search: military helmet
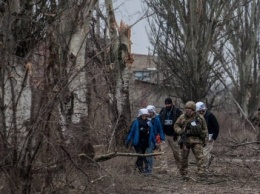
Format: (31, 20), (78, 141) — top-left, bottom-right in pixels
(185, 101), (196, 111)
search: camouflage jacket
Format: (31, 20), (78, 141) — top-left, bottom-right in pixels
(174, 112), (208, 144)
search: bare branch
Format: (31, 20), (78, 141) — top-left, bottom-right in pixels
(79, 151), (164, 162)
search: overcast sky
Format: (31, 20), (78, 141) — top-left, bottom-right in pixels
(113, 0), (151, 55)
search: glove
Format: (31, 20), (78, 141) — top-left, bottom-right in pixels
(156, 134), (161, 144)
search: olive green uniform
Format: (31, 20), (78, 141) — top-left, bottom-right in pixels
(174, 112), (208, 176)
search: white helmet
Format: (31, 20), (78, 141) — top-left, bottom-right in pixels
(196, 102), (206, 111)
(146, 105), (156, 114)
(137, 108), (149, 117)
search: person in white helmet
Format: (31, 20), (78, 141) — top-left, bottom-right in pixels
(125, 108), (156, 174)
(145, 105), (165, 174)
(196, 101), (219, 170)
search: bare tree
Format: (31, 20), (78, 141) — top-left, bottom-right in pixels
(104, 0), (133, 149)
(0, 0), (134, 193)
(144, 0), (231, 103)
(142, 0), (259, 110)
(221, 0), (260, 116)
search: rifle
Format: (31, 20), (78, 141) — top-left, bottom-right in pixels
(178, 120), (207, 148)
(178, 122), (191, 149)
(178, 131), (187, 149)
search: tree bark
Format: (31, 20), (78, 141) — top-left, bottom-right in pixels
(105, 0), (133, 150)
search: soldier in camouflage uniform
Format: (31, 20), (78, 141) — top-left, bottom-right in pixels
(174, 101), (208, 177)
(250, 108), (260, 143)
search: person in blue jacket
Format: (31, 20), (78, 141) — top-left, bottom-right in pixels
(125, 108), (156, 174)
(145, 105), (165, 174)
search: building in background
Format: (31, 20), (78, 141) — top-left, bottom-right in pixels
(129, 54), (182, 119)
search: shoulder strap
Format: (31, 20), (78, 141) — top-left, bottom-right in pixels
(172, 107), (177, 121)
(161, 108), (167, 121)
(196, 115), (202, 123)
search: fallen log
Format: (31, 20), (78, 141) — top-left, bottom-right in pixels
(79, 152), (164, 162)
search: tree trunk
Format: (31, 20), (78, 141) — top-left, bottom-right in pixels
(105, 0), (133, 150)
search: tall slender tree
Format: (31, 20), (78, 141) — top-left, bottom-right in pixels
(222, 0), (260, 115)
(145, 0), (260, 113)
(144, 0), (231, 103)
(0, 0), (134, 192)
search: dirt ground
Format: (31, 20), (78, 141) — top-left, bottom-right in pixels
(89, 139), (260, 194)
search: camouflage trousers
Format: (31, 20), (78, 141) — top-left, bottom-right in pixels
(180, 143), (205, 176)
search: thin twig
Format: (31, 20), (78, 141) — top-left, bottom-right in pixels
(226, 141), (260, 147)
(60, 145), (89, 178)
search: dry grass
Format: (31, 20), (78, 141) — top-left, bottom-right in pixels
(86, 112), (260, 194)
(1, 112), (259, 193)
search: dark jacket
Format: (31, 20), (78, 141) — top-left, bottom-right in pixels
(125, 118), (156, 147)
(159, 106), (182, 136)
(204, 111), (219, 140)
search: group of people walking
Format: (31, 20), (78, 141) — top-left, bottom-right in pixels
(125, 98), (219, 179)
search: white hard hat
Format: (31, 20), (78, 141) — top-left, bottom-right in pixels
(196, 101), (206, 111)
(138, 108), (149, 117)
(146, 105), (156, 114)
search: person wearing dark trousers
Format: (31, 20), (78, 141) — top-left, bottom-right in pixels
(125, 108), (156, 174)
